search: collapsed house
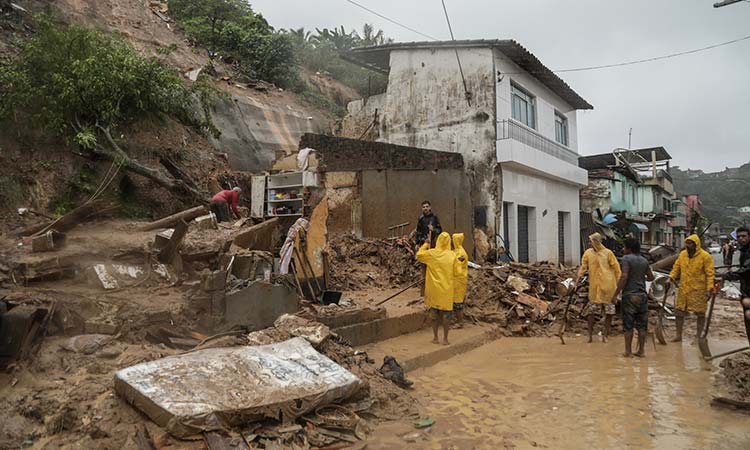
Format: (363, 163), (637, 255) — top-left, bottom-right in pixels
(579, 147), (686, 250)
(341, 39), (593, 264)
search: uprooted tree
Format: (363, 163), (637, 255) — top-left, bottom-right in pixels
(0, 17), (219, 200)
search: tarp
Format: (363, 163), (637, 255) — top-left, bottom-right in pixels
(114, 337), (363, 438)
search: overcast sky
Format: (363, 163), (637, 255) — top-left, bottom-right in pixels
(252, 0), (749, 172)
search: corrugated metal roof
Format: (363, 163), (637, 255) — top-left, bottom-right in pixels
(579, 147), (672, 170)
(343, 39), (593, 110)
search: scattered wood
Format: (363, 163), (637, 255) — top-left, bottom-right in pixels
(158, 220), (189, 264)
(17, 201), (104, 237)
(134, 425), (157, 450)
(204, 431), (250, 450)
(141, 206), (207, 231)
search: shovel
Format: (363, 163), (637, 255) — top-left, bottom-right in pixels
(698, 281), (721, 359)
(558, 276), (585, 345)
(654, 283), (673, 346)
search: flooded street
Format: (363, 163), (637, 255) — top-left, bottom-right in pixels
(367, 336), (750, 450)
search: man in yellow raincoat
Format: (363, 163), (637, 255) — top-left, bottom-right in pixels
(452, 233), (469, 328)
(575, 233), (622, 343)
(417, 232), (456, 345)
(668, 234), (715, 342)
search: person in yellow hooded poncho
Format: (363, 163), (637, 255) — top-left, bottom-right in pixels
(417, 232), (456, 345)
(668, 234), (715, 342)
(452, 233), (469, 328)
(575, 233), (621, 343)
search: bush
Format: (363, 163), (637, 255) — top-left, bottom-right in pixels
(0, 16), (215, 143)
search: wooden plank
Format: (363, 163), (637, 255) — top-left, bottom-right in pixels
(158, 220), (189, 264)
(251, 175), (266, 219)
(140, 206), (207, 231)
(134, 426), (157, 450)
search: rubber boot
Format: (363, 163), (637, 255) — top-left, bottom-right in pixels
(697, 315), (706, 338)
(672, 314), (684, 342)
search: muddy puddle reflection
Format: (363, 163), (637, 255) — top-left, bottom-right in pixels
(367, 336), (750, 450)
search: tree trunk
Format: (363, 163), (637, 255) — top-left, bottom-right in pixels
(88, 126), (206, 201)
(140, 206), (207, 231)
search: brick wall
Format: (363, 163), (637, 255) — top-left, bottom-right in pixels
(299, 134), (464, 172)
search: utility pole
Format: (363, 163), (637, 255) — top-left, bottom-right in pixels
(714, 0), (745, 7)
(628, 128), (633, 149)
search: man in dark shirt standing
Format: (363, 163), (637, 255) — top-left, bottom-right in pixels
(414, 201), (442, 297)
(415, 201), (442, 248)
(611, 238), (654, 357)
(724, 226), (750, 343)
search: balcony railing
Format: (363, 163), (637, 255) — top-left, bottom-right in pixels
(497, 119), (579, 165)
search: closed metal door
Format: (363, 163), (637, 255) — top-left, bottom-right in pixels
(558, 211), (565, 264)
(517, 206), (529, 263)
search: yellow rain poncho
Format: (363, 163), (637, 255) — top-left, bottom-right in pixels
(416, 232), (455, 311)
(452, 233), (469, 303)
(578, 233), (621, 304)
(669, 234), (715, 313)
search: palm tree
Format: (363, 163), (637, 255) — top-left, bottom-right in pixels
(361, 23), (386, 46)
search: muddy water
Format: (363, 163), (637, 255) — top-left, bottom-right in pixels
(367, 337), (750, 450)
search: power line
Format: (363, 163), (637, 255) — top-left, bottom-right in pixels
(554, 34), (750, 73)
(342, 0), (750, 74)
(342, 0), (440, 42)
(440, 0), (471, 106)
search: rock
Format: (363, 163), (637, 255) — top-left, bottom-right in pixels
(402, 432), (422, 443)
(84, 319), (118, 335)
(63, 334), (111, 354)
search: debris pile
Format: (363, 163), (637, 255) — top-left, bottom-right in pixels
(329, 234), (420, 290)
(718, 352), (750, 402)
(465, 263), (585, 336)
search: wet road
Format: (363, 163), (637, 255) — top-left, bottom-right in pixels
(367, 336), (750, 450)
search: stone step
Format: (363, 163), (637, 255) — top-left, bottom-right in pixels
(333, 310), (429, 347)
(359, 324), (501, 372)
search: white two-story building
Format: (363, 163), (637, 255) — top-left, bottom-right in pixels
(343, 39), (592, 264)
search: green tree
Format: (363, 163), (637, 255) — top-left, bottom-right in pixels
(0, 17), (216, 197)
(169, 0), (296, 87)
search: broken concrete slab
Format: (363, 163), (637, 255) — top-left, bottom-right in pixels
(114, 337), (363, 438)
(224, 250), (273, 281)
(223, 281), (299, 331)
(90, 263), (172, 290)
(232, 218), (278, 251)
(273, 314), (331, 347)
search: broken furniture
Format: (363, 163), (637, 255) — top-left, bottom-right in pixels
(114, 337), (363, 438)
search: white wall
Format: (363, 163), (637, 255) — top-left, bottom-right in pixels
(380, 47), (500, 233)
(502, 167), (581, 264)
(494, 49), (579, 152)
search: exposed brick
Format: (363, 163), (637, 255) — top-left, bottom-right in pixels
(299, 134), (464, 172)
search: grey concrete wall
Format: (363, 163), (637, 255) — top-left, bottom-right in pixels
(360, 169), (474, 254)
(223, 281), (299, 331)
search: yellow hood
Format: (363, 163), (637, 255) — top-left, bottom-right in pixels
(436, 232), (451, 251)
(685, 234), (704, 255)
(452, 233), (464, 249)
(589, 232), (604, 252)
(685, 234), (701, 248)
